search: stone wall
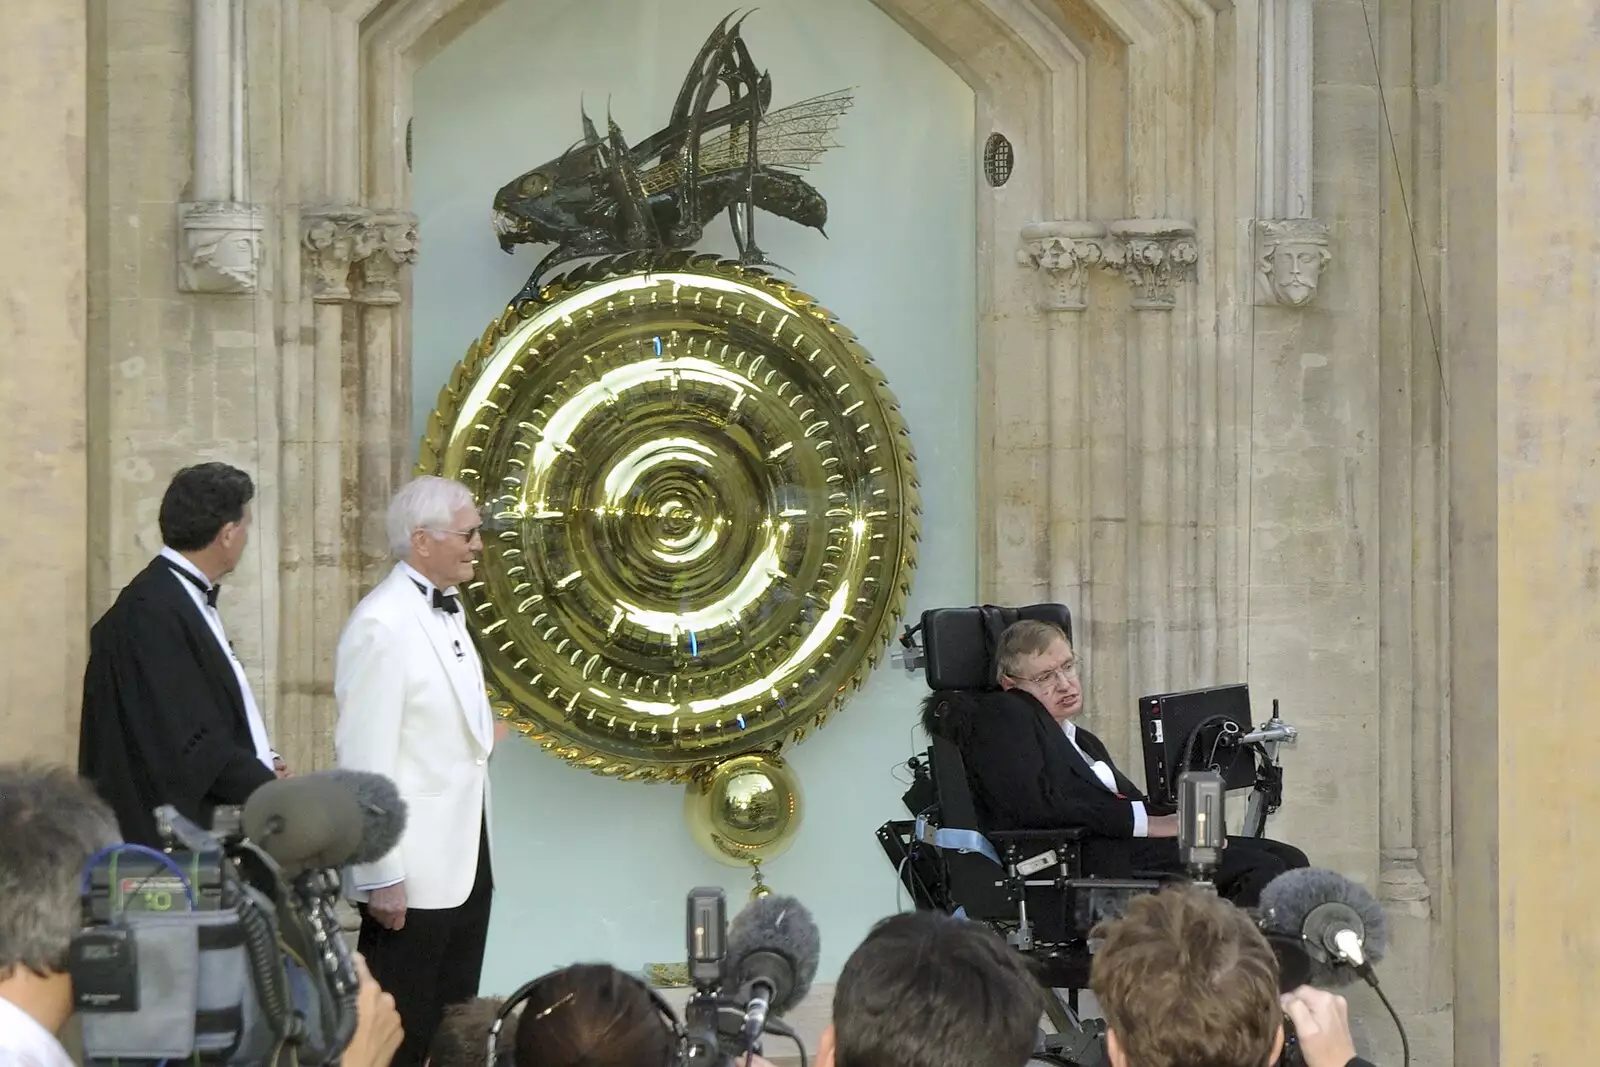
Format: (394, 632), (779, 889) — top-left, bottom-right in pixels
(1447, 0), (1600, 1061)
(0, 0), (88, 762)
(85, 0), (288, 763)
(4, 0), (1467, 1057)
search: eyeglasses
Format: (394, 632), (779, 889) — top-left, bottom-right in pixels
(426, 525), (483, 542)
(1013, 662), (1079, 689)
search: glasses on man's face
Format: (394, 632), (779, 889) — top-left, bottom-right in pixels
(1017, 662), (1079, 689)
(428, 525), (483, 543)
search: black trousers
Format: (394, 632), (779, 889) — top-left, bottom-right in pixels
(357, 818), (494, 1067)
(1090, 834), (1310, 907)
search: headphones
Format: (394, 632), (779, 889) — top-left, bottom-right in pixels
(486, 967), (688, 1067)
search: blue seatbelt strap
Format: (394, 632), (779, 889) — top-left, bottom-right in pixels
(915, 814), (1001, 866)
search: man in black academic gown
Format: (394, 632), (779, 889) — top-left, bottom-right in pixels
(951, 619), (1308, 907)
(79, 462), (286, 847)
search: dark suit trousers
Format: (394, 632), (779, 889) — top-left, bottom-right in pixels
(357, 817), (494, 1067)
(1116, 834), (1309, 907)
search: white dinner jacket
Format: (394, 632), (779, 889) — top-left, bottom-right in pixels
(333, 563), (495, 910)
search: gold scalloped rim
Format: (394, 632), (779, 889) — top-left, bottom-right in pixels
(418, 251), (922, 784)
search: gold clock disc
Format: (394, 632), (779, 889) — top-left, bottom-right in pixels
(419, 253), (920, 782)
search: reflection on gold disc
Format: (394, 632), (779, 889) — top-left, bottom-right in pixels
(683, 752), (804, 867)
(419, 252), (920, 782)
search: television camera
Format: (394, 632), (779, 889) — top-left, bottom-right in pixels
(68, 771), (405, 1067)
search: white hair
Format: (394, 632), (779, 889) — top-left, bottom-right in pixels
(386, 476), (477, 558)
(0, 764), (121, 976)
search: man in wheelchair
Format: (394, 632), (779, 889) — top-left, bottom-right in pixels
(927, 616), (1308, 908)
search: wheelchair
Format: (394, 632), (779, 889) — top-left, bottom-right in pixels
(874, 604), (1162, 1057)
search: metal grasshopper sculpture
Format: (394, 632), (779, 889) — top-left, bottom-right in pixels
(491, 13), (854, 303)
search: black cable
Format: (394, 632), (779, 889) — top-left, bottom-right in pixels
(762, 1019), (807, 1067)
(1361, 969), (1410, 1067)
(1357, 0), (1447, 408)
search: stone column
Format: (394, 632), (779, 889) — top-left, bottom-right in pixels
(179, 0), (263, 295)
(1019, 221), (1108, 680)
(1105, 221), (1198, 692)
(290, 207), (372, 770)
(1254, 0), (1333, 310)
(355, 211), (420, 591)
(0, 0), (87, 762)
(1447, 0), (1600, 1060)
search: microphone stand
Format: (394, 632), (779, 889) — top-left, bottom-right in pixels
(1235, 699), (1298, 839)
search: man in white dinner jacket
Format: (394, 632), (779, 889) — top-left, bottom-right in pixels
(334, 474), (499, 1067)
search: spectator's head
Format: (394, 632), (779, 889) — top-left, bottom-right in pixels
(0, 763), (121, 1035)
(1090, 886), (1283, 1067)
(818, 911), (1042, 1067)
(386, 475), (482, 590)
(159, 462), (255, 578)
(512, 963), (676, 1067)
(995, 620), (1081, 723)
(426, 996), (511, 1067)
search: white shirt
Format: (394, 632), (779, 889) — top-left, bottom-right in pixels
(1061, 719), (1149, 837)
(0, 995), (74, 1067)
(399, 563), (483, 707)
(159, 546), (274, 769)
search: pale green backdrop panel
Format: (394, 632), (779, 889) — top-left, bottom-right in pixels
(411, 0), (976, 986)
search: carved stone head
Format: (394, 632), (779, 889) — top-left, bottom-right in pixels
(179, 203), (266, 295)
(1254, 219), (1331, 308)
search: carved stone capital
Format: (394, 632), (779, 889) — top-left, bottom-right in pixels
(1104, 220), (1199, 310)
(302, 206), (376, 304)
(355, 210), (421, 306)
(1017, 221), (1110, 311)
(1254, 217), (1332, 308)
(178, 202), (265, 295)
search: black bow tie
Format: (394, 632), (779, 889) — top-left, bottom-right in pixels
(168, 563), (219, 607)
(412, 579), (460, 615)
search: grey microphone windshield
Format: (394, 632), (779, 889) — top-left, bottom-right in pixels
(1258, 867), (1387, 988)
(243, 775), (363, 875)
(318, 769), (407, 866)
(241, 770), (407, 875)
(724, 894), (821, 1015)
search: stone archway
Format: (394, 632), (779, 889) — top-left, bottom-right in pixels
(274, 0), (1254, 773)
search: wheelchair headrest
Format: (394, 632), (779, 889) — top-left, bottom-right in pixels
(918, 604), (1073, 691)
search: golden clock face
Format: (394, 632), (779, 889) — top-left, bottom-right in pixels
(419, 252), (920, 782)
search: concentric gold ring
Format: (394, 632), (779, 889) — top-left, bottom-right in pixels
(419, 252), (921, 782)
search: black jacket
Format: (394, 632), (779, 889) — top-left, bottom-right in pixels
(933, 687), (1171, 839)
(78, 557), (275, 846)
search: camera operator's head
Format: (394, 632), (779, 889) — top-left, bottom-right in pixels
(995, 620), (1081, 723)
(0, 763), (120, 1038)
(512, 963), (677, 1067)
(1090, 885), (1282, 1067)
(818, 911), (1042, 1067)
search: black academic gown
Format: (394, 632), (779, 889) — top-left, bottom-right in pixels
(78, 557), (275, 847)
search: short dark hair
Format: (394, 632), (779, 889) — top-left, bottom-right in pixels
(512, 963), (675, 1067)
(1090, 886), (1280, 1067)
(0, 763), (120, 978)
(427, 996), (511, 1067)
(832, 912), (1042, 1067)
(159, 462), (255, 551)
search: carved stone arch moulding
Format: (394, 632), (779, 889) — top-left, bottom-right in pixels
(278, 0), (1254, 777)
